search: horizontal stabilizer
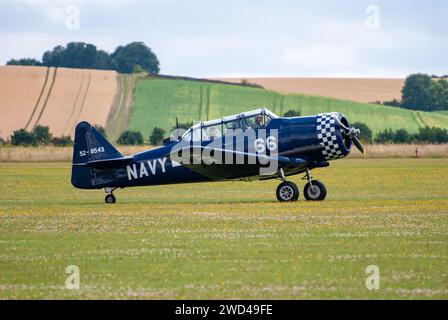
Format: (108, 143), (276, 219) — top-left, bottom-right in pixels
(85, 156), (134, 169)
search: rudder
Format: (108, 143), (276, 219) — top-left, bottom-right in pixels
(71, 121), (122, 189)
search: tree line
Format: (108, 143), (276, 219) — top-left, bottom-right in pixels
(372, 73), (448, 112)
(6, 41), (160, 74)
(351, 122), (448, 144)
(1, 125), (105, 147)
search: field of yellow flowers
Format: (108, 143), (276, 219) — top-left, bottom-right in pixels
(0, 159), (447, 299)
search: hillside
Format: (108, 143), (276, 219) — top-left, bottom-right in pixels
(212, 77), (405, 104)
(130, 77), (448, 139)
(1, 67), (448, 142)
(0, 66), (118, 139)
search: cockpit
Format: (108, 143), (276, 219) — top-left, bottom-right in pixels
(181, 108), (278, 142)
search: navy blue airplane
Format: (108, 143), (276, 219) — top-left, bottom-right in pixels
(71, 108), (364, 203)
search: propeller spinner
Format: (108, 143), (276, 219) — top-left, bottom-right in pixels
(331, 113), (365, 154)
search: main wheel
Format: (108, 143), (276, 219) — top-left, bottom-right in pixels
(276, 181), (299, 202)
(304, 180), (327, 201)
(105, 194), (116, 204)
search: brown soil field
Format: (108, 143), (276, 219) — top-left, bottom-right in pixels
(0, 66), (49, 139)
(213, 77), (405, 103)
(0, 66), (118, 139)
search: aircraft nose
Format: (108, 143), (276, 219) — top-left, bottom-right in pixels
(316, 112), (352, 160)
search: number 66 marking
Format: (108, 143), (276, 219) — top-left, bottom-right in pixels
(254, 136), (277, 153)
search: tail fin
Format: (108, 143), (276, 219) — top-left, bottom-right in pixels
(71, 121), (122, 189)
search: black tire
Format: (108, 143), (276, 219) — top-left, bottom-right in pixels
(276, 181), (299, 202)
(105, 194), (116, 204)
(304, 180), (327, 201)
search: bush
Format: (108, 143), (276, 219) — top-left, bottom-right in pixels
(117, 131), (144, 145)
(32, 125), (52, 145)
(149, 127), (166, 145)
(374, 126), (448, 144)
(351, 122), (373, 143)
(11, 129), (36, 146)
(374, 129), (395, 144)
(239, 79), (264, 89)
(416, 126), (448, 143)
(382, 99), (401, 107)
(6, 58), (42, 66)
(51, 136), (73, 146)
(282, 109), (301, 117)
(394, 129), (411, 143)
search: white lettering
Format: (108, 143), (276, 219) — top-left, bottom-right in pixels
(157, 157), (167, 172)
(127, 164), (138, 180)
(147, 160), (157, 175)
(139, 163), (149, 178)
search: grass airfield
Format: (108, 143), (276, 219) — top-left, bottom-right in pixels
(0, 159), (447, 299)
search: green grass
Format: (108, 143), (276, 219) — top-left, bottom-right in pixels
(130, 78), (448, 138)
(0, 159), (447, 299)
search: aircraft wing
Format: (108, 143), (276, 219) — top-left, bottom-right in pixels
(168, 146), (308, 180)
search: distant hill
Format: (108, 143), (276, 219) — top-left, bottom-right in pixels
(2, 67), (448, 142)
(211, 77), (405, 104)
(128, 77), (448, 139)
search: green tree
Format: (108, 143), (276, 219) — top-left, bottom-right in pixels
(149, 127), (166, 145)
(32, 125), (52, 145)
(51, 136), (73, 146)
(374, 129), (395, 144)
(351, 122), (373, 143)
(117, 131), (144, 145)
(112, 42), (160, 74)
(282, 109), (301, 117)
(401, 74), (435, 111)
(430, 79), (448, 111)
(416, 126), (448, 143)
(11, 129), (36, 146)
(394, 129), (411, 143)
(6, 58), (42, 66)
(42, 42), (98, 69)
(94, 50), (113, 70)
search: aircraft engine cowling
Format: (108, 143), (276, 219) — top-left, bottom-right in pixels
(316, 112), (352, 160)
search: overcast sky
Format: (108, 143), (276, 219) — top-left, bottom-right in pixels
(0, 0), (447, 77)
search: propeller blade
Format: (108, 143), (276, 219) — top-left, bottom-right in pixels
(352, 136), (365, 154)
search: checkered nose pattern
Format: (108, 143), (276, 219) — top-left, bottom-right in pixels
(316, 113), (345, 160)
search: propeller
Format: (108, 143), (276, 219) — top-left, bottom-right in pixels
(331, 113), (365, 154)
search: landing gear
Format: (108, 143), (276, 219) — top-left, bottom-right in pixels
(275, 168), (327, 202)
(105, 194), (116, 204)
(304, 180), (327, 201)
(303, 169), (327, 201)
(276, 181), (299, 202)
(104, 187), (117, 204)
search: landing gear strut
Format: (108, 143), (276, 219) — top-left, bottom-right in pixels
(276, 168), (299, 202)
(104, 187), (117, 204)
(275, 168), (327, 202)
(303, 169), (327, 201)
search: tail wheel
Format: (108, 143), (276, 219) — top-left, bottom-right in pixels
(276, 181), (299, 202)
(105, 194), (116, 204)
(304, 180), (327, 201)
